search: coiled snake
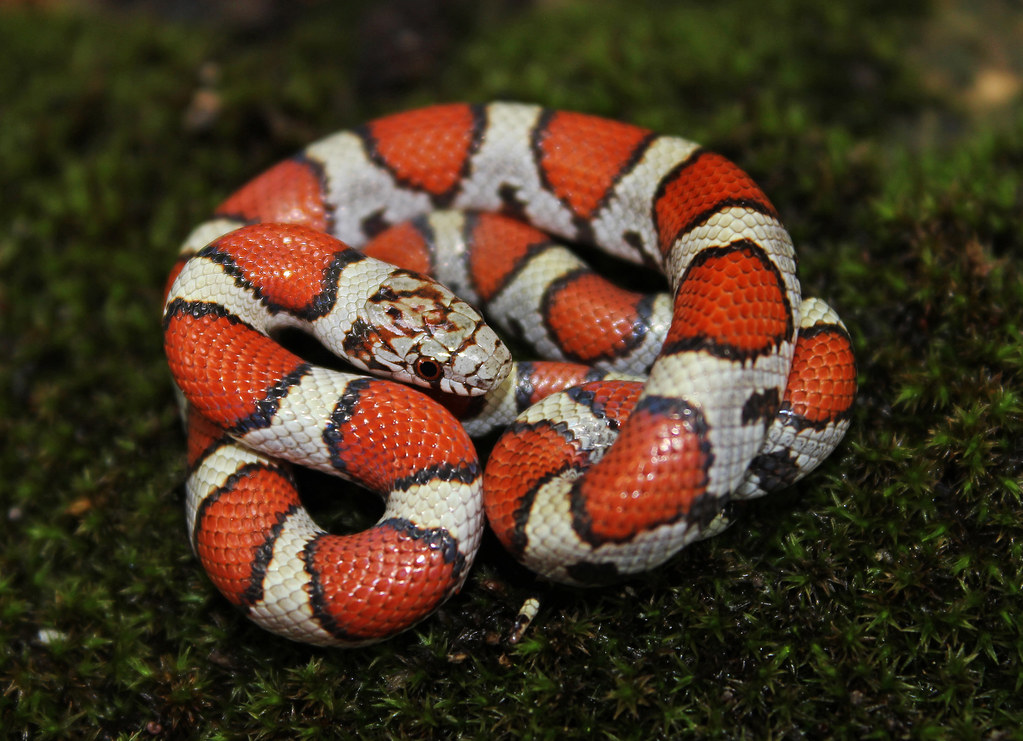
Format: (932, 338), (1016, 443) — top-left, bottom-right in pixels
(163, 102), (856, 646)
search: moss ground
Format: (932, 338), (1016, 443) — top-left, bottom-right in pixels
(2, 1), (1021, 738)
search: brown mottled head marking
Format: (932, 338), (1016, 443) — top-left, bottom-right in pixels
(343, 270), (511, 395)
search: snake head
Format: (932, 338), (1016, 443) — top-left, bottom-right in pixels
(343, 270), (511, 396)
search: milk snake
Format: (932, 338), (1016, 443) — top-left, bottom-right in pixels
(163, 102), (856, 646)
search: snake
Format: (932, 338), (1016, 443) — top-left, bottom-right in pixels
(163, 102), (856, 646)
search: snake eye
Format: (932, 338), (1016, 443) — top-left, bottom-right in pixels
(414, 358), (443, 382)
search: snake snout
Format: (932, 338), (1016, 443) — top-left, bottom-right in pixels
(353, 271), (511, 396)
(416, 303), (512, 396)
(450, 322), (512, 394)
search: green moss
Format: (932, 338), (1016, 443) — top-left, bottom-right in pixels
(2, 0), (1022, 738)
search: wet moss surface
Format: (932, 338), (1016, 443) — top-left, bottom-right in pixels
(2, 1), (1021, 738)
